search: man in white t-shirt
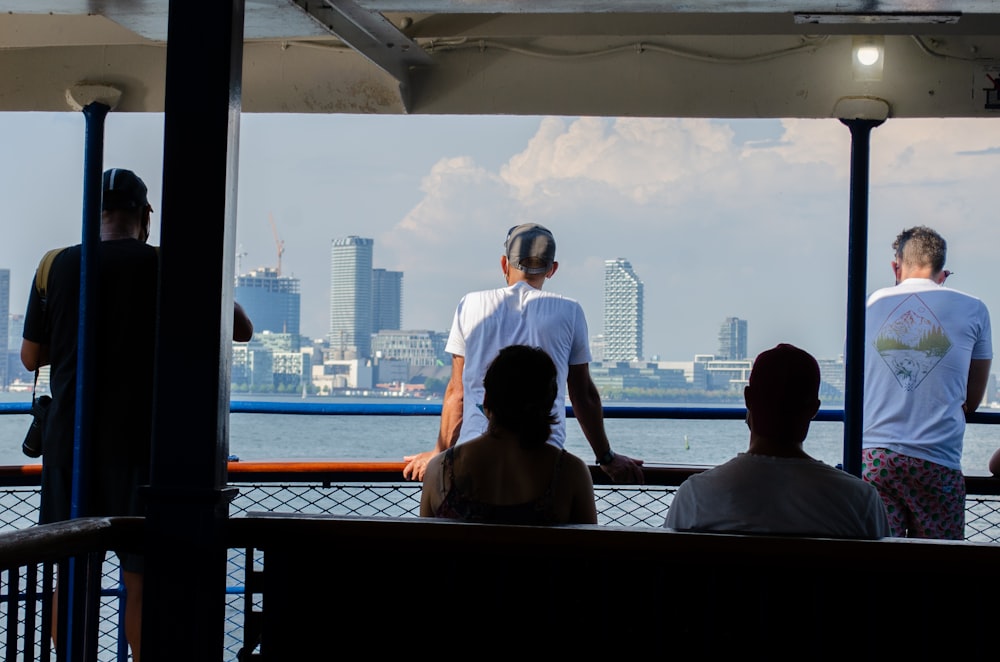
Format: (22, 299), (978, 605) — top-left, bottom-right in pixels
(664, 343), (890, 538)
(862, 225), (992, 539)
(403, 223), (643, 484)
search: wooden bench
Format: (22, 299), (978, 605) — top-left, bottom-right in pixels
(232, 513), (1000, 658)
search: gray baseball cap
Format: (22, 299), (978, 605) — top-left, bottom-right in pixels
(505, 223), (556, 274)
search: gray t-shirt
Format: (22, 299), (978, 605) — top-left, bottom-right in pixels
(663, 452), (891, 539)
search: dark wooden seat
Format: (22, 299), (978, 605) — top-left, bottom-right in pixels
(232, 512), (1000, 658)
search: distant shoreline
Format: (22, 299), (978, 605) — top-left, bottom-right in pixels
(229, 389), (844, 408)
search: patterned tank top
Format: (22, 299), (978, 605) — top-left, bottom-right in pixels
(433, 446), (567, 525)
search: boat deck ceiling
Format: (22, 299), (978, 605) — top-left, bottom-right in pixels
(3, 1), (1000, 118)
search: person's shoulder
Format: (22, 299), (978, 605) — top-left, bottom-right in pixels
(811, 461), (877, 491)
(531, 287), (581, 306)
(47, 244), (80, 260)
(948, 287), (991, 308)
(45, 244), (81, 273)
(710, 453), (749, 470)
(559, 448), (589, 471)
(124, 241), (159, 255)
(558, 450), (595, 486)
(865, 284), (900, 305)
(458, 287), (502, 302)
(674, 462), (723, 489)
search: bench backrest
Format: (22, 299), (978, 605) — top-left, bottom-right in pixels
(235, 513), (1000, 657)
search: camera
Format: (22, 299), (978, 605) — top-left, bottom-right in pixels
(22, 395), (51, 459)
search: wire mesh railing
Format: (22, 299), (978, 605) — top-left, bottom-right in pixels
(2, 396), (999, 659)
(0, 465), (998, 661)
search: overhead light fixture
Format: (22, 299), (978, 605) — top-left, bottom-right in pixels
(852, 36), (884, 82)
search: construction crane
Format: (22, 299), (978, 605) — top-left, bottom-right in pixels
(268, 212), (285, 276)
(235, 243), (248, 276)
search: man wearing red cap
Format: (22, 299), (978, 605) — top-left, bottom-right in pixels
(403, 223), (644, 484)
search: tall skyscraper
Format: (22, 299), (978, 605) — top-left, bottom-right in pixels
(718, 317), (748, 360)
(235, 267), (301, 336)
(0, 269), (8, 388)
(8, 313), (30, 389)
(330, 236), (374, 358)
(8, 314), (23, 351)
(372, 268), (403, 332)
(603, 258), (643, 362)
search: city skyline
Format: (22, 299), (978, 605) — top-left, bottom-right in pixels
(0, 269), (8, 388)
(3, 113), (1000, 364)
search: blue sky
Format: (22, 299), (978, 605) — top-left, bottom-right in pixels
(3, 111), (1000, 363)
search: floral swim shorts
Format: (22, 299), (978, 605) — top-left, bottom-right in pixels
(861, 448), (965, 540)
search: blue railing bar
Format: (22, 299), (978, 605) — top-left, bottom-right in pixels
(230, 400), (442, 416)
(226, 401), (1000, 424)
(230, 401), (751, 418)
(4, 401), (1000, 425)
(0, 402), (41, 415)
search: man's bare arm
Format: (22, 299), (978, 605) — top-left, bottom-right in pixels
(403, 355), (464, 481)
(566, 363), (644, 484)
(566, 363), (611, 456)
(989, 446), (1000, 477)
(20, 339), (48, 372)
(965, 358), (992, 415)
(233, 302), (254, 342)
(435, 355), (465, 453)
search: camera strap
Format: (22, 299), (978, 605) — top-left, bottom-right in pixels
(31, 369), (39, 406)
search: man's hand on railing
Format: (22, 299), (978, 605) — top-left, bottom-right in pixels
(402, 450), (437, 481)
(601, 453), (645, 485)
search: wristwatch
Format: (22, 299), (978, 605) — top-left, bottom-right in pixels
(596, 449), (616, 466)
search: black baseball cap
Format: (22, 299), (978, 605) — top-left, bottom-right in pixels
(102, 168), (151, 212)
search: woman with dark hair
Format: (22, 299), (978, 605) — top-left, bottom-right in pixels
(420, 345), (597, 524)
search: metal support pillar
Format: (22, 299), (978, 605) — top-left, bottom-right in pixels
(58, 99), (111, 662)
(840, 118), (884, 477)
(143, 1), (245, 660)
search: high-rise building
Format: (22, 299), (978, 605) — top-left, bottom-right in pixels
(371, 329), (448, 367)
(235, 267), (301, 336)
(7, 313), (31, 389)
(372, 268), (403, 332)
(718, 317), (748, 360)
(329, 236), (374, 358)
(0, 269), (8, 388)
(8, 313), (22, 352)
(603, 258), (643, 361)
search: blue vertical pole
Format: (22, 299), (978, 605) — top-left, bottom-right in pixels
(840, 118), (884, 478)
(64, 99), (110, 662)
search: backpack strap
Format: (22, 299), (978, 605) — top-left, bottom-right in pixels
(35, 247), (68, 302)
(34, 243), (158, 303)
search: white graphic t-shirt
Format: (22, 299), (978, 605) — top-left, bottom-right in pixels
(863, 278), (992, 470)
